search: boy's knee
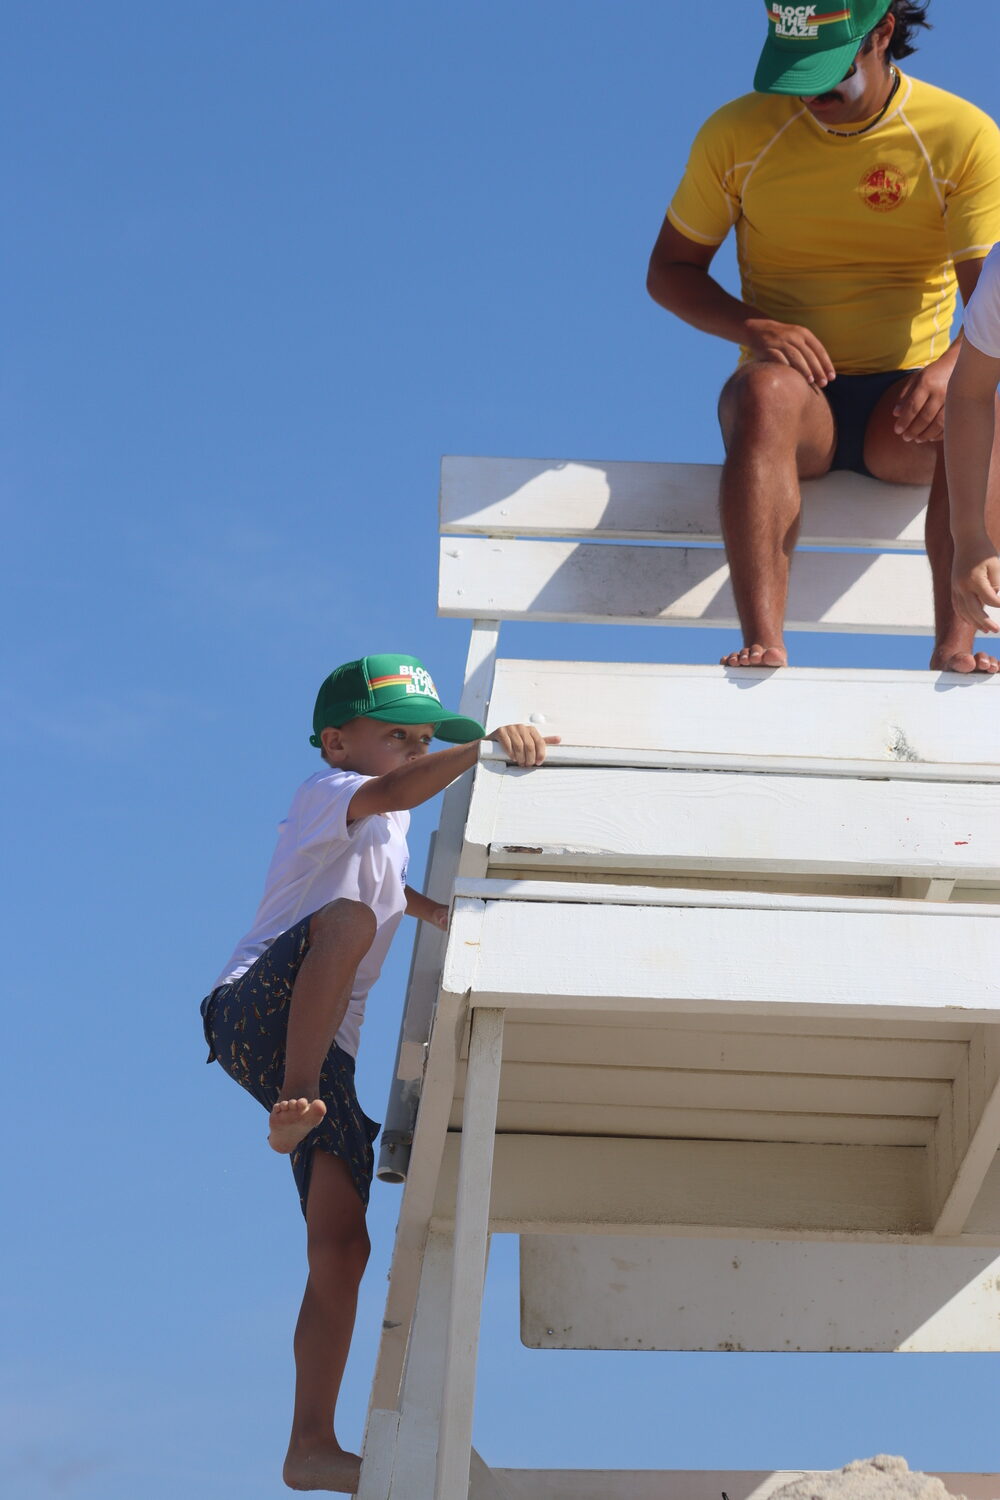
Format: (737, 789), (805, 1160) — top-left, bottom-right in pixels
(308, 1221), (371, 1282)
(310, 898), (377, 950)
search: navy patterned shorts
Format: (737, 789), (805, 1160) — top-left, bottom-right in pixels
(200, 915), (381, 1217)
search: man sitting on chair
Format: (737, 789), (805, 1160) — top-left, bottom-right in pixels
(647, 0), (1000, 672)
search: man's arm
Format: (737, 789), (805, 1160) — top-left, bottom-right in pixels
(405, 885), (449, 930)
(646, 218), (836, 387)
(891, 257), (987, 445)
(347, 723), (560, 821)
(946, 337), (1000, 632)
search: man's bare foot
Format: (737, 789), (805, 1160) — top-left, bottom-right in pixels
(283, 1440), (361, 1492)
(269, 1097), (327, 1154)
(930, 644), (1000, 674)
(720, 643), (788, 668)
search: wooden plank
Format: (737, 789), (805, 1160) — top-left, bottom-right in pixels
(443, 895), (1000, 1023)
(490, 1020), (967, 1080)
(435, 1009), (504, 1500)
(383, 1232), (454, 1500)
(453, 1059), (950, 1119)
(485, 660), (1000, 769)
(439, 538), (934, 633)
(453, 878), (1000, 919)
(476, 766), (1000, 881)
(446, 1099), (933, 1148)
(493, 1471), (997, 1500)
(440, 456), (929, 549)
(431, 1135), (929, 1237)
(518, 1235), (1000, 1351)
(502, 1010), (977, 1043)
(931, 1027), (1000, 1235)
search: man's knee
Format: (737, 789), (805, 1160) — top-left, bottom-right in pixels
(310, 898), (377, 951)
(720, 361), (813, 437)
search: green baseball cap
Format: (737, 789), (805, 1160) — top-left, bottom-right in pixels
(309, 653), (486, 746)
(754, 1), (892, 96)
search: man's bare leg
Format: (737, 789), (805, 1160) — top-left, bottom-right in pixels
(717, 362), (836, 667)
(269, 899), (377, 1154)
(864, 385), (1000, 674)
(283, 1151), (370, 1493)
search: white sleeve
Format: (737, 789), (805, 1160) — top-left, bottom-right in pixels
(293, 770), (371, 853)
(964, 245), (1000, 358)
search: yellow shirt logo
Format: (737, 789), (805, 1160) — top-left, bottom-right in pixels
(859, 162), (909, 212)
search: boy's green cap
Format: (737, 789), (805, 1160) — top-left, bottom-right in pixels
(309, 654), (486, 746)
(754, 1), (892, 96)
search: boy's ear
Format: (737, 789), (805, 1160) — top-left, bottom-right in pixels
(320, 725), (347, 763)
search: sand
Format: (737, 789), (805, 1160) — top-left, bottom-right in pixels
(769, 1456), (967, 1500)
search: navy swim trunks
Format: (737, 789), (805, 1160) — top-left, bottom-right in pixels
(200, 915), (381, 1216)
(823, 368), (918, 477)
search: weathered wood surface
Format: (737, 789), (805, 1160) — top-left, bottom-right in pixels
(484, 660), (1000, 770)
(468, 762), (1000, 883)
(444, 893), (1000, 1022)
(432, 1135), (929, 1238)
(518, 1235), (1000, 1351)
(440, 537), (934, 632)
(440, 456), (929, 548)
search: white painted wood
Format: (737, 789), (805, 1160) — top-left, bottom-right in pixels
(452, 878), (1000, 919)
(435, 1009), (504, 1500)
(450, 1099), (932, 1147)
(487, 1020), (968, 1081)
(432, 1135), (929, 1238)
(443, 894), (1000, 1022)
(386, 1229), (454, 1500)
(440, 538), (933, 633)
(932, 1028), (1000, 1235)
(475, 766), (1000, 882)
(459, 757), (506, 880)
(501, 1009), (976, 1042)
(965, 1151), (1000, 1234)
(486, 659), (1000, 769)
(491, 1472), (997, 1500)
(357, 1408), (399, 1500)
(440, 456), (929, 548)
(456, 1058), (948, 1119)
(519, 1235), (1000, 1351)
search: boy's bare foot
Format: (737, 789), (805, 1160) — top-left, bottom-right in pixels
(720, 642), (788, 668)
(930, 646), (1000, 674)
(283, 1441), (362, 1493)
(269, 1097), (327, 1154)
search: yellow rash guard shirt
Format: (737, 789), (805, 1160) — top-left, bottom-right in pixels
(666, 73), (1000, 374)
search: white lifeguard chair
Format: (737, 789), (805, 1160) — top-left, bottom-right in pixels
(358, 457), (1000, 1500)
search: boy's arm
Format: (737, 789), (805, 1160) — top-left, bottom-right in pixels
(946, 338), (1000, 633)
(347, 724), (560, 820)
(405, 885), (449, 930)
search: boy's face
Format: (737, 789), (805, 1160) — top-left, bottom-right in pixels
(321, 716), (437, 776)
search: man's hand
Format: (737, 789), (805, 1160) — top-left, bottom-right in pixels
(893, 358), (952, 443)
(952, 545), (1000, 634)
(744, 318), (836, 387)
(488, 723), (561, 766)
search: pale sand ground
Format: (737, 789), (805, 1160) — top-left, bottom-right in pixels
(771, 1457), (969, 1500)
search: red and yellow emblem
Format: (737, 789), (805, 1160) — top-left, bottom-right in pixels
(859, 162), (908, 212)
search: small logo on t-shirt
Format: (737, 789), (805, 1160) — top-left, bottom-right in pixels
(768, 5), (848, 39)
(400, 860), (409, 889)
(859, 163), (908, 212)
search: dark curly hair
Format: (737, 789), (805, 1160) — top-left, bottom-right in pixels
(885, 1), (932, 57)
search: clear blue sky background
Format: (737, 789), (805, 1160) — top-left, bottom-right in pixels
(4, 3), (999, 1496)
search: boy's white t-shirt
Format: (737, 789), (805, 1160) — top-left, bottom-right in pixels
(964, 244), (1000, 358)
(212, 768), (410, 1058)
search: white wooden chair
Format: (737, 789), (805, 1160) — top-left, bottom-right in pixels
(360, 457), (1000, 1500)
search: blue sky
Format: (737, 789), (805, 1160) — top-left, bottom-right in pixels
(4, 3), (999, 1496)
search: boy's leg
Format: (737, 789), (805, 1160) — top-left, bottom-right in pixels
(283, 1151), (371, 1494)
(270, 899), (377, 1154)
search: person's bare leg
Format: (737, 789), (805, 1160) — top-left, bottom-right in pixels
(269, 899), (377, 1154)
(864, 386), (1000, 674)
(717, 363), (836, 667)
(283, 1152), (371, 1493)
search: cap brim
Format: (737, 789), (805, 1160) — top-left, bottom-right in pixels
(754, 36), (861, 95)
(367, 699), (485, 743)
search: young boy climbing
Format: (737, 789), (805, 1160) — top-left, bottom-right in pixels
(947, 242), (1000, 644)
(201, 653), (558, 1493)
